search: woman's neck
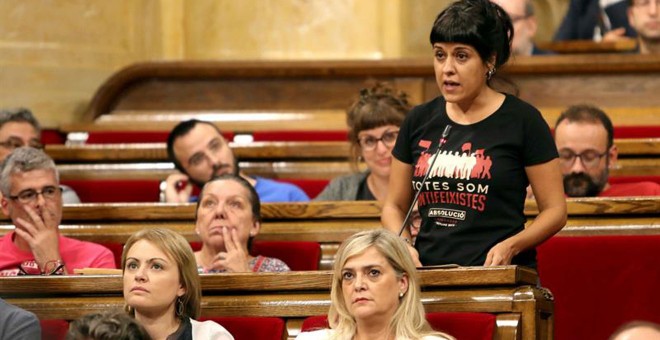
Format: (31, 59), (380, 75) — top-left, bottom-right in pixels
(354, 317), (395, 340)
(366, 172), (389, 203)
(135, 308), (181, 340)
(447, 87), (504, 125)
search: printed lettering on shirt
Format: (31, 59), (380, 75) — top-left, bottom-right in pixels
(413, 141), (492, 227)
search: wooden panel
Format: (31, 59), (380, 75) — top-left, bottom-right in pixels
(45, 138), (659, 163)
(74, 55), (660, 126)
(52, 157), (659, 181)
(0, 267), (550, 339)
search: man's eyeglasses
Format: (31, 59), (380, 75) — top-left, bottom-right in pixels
(509, 14), (531, 23)
(558, 149), (608, 169)
(0, 137), (43, 150)
(358, 130), (399, 151)
(8, 186), (62, 204)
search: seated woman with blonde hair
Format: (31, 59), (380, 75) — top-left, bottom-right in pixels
(296, 229), (454, 340)
(122, 228), (234, 340)
(194, 174), (289, 273)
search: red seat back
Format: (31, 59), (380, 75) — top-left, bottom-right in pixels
(40, 319), (69, 340)
(198, 317), (285, 340)
(537, 235), (660, 340)
(61, 179), (161, 203)
(41, 129), (67, 145)
(252, 130), (347, 142)
(276, 179), (329, 199)
(83, 131), (235, 143)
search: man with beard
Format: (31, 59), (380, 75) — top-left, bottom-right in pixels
(554, 105), (660, 197)
(628, 0), (660, 54)
(163, 119), (309, 203)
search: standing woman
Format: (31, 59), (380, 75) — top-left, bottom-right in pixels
(382, 0), (566, 268)
(314, 83), (410, 202)
(122, 228), (234, 340)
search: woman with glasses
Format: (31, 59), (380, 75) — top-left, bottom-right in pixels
(382, 0), (566, 269)
(314, 83), (410, 203)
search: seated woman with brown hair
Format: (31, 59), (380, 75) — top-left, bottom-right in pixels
(194, 174), (289, 273)
(296, 229), (454, 340)
(314, 83), (411, 203)
(122, 228), (234, 340)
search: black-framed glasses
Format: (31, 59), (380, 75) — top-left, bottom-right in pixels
(0, 137), (43, 150)
(8, 186), (63, 204)
(358, 130), (399, 151)
(558, 149), (607, 169)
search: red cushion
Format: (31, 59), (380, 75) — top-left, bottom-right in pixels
(84, 131), (235, 143)
(40, 319), (69, 340)
(190, 240), (321, 271)
(537, 235), (660, 340)
(613, 126), (660, 139)
(276, 179), (329, 199)
(98, 242), (122, 269)
(301, 312), (496, 339)
(550, 126), (660, 139)
(41, 129), (66, 145)
(252, 130), (348, 142)
(609, 176), (660, 185)
(60, 179), (161, 203)
(198, 317), (285, 340)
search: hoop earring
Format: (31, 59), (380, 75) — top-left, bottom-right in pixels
(487, 67), (496, 80)
(176, 297), (184, 317)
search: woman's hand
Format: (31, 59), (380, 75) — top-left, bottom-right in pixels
(484, 239), (519, 266)
(211, 227), (250, 273)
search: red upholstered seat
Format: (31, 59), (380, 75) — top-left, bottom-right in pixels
(609, 175), (660, 185)
(41, 129), (67, 145)
(198, 317), (285, 340)
(537, 235), (660, 340)
(99, 242), (123, 269)
(550, 126), (660, 139)
(252, 130), (348, 142)
(191, 240), (321, 271)
(60, 179), (161, 203)
(276, 179), (330, 199)
(40, 319), (69, 340)
(301, 312), (496, 339)
(84, 131), (235, 143)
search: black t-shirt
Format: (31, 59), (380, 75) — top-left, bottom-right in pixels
(392, 94), (557, 267)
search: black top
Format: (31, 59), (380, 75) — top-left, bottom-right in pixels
(392, 94), (557, 268)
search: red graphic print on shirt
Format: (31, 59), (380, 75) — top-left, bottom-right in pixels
(413, 141), (492, 227)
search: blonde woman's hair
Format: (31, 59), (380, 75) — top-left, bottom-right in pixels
(121, 228), (201, 319)
(327, 229), (454, 340)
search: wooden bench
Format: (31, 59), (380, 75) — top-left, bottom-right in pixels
(0, 266), (551, 340)
(1, 199), (658, 270)
(45, 139), (660, 163)
(60, 55), (660, 140)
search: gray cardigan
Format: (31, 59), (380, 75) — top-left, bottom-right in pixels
(314, 171), (370, 201)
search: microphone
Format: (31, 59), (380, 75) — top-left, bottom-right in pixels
(398, 124), (452, 237)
